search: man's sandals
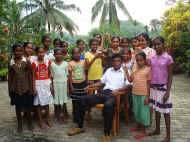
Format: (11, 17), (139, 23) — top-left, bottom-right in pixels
(67, 128), (85, 136)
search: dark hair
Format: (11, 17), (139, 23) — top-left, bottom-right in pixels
(136, 52), (146, 60)
(89, 38), (98, 46)
(35, 46), (44, 53)
(53, 38), (61, 45)
(153, 36), (165, 44)
(71, 47), (80, 55)
(54, 48), (62, 54)
(111, 36), (120, 42)
(131, 36), (138, 41)
(138, 33), (150, 42)
(121, 37), (130, 43)
(23, 42), (32, 48)
(111, 53), (122, 61)
(76, 39), (85, 45)
(12, 44), (22, 52)
(41, 35), (51, 43)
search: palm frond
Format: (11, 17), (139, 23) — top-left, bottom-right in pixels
(91, 0), (104, 22)
(116, 0), (133, 21)
(52, 9), (78, 35)
(52, 1), (81, 13)
(109, 1), (120, 30)
(100, 3), (108, 26)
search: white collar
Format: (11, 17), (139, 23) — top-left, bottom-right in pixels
(10, 56), (27, 66)
(110, 67), (123, 72)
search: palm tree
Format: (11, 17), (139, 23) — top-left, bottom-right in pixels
(91, 0), (133, 30)
(18, 0), (81, 35)
(150, 19), (161, 32)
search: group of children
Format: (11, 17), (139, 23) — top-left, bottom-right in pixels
(8, 33), (173, 142)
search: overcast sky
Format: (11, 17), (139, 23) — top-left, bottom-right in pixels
(18, 0), (171, 35)
(62, 0), (171, 35)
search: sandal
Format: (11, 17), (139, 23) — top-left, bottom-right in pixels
(68, 127), (85, 136)
(134, 132), (147, 140)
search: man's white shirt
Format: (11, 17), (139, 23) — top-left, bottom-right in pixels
(101, 67), (130, 91)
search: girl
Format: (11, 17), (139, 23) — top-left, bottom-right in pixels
(138, 33), (155, 60)
(53, 38), (61, 48)
(69, 48), (87, 123)
(126, 52), (151, 140)
(76, 39), (86, 60)
(93, 34), (103, 49)
(122, 48), (134, 74)
(60, 41), (70, 62)
(41, 35), (54, 61)
(85, 38), (103, 120)
(51, 48), (69, 122)
(149, 37), (174, 142)
(131, 36), (141, 57)
(8, 44), (34, 132)
(85, 38), (103, 83)
(32, 47), (53, 129)
(105, 36), (124, 69)
(120, 37), (130, 49)
(23, 42), (36, 63)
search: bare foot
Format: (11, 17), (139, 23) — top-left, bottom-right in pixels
(46, 120), (52, 128)
(17, 126), (23, 133)
(39, 123), (47, 129)
(148, 130), (160, 136)
(161, 137), (170, 142)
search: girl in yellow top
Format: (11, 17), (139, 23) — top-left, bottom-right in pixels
(126, 52), (151, 140)
(85, 38), (103, 83)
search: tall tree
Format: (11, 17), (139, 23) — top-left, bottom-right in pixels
(91, 0), (133, 30)
(19, 0), (81, 34)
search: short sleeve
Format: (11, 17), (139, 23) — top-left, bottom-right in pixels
(100, 70), (108, 84)
(167, 55), (174, 66)
(31, 62), (36, 71)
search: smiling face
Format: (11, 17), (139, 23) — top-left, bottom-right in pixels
(54, 50), (63, 62)
(136, 54), (146, 68)
(153, 39), (164, 55)
(120, 38), (129, 48)
(72, 48), (81, 61)
(112, 56), (122, 70)
(122, 49), (132, 62)
(14, 46), (23, 59)
(111, 37), (120, 49)
(90, 40), (98, 52)
(24, 43), (33, 56)
(37, 48), (45, 60)
(131, 38), (139, 48)
(43, 37), (51, 48)
(138, 35), (148, 49)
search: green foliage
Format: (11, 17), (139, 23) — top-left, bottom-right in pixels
(162, 2), (190, 73)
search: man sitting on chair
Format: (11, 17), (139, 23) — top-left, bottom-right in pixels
(68, 54), (129, 142)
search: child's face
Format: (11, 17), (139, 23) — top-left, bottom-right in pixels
(131, 39), (139, 48)
(95, 35), (102, 45)
(14, 46), (23, 58)
(43, 38), (51, 47)
(54, 50), (63, 61)
(136, 55), (146, 67)
(90, 41), (98, 52)
(153, 39), (164, 55)
(72, 48), (80, 61)
(138, 35), (148, 49)
(77, 42), (85, 52)
(120, 39), (129, 48)
(54, 41), (61, 48)
(111, 38), (120, 48)
(25, 43), (33, 56)
(112, 57), (122, 70)
(123, 51), (132, 61)
(37, 48), (45, 59)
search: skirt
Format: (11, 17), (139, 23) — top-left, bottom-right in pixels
(132, 94), (150, 126)
(10, 91), (34, 108)
(34, 79), (53, 106)
(54, 81), (68, 105)
(149, 84), (172, 114)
